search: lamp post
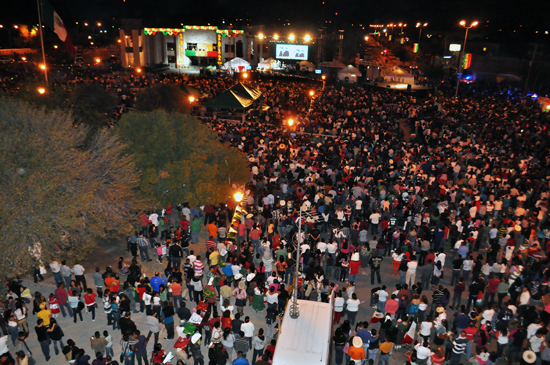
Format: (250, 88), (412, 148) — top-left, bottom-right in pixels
(416, 22), (428, 43)
(455, 20), (478, 98)
(289, 204), (308, 319)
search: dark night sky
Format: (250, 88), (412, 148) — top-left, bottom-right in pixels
(2, 0), (549, 34)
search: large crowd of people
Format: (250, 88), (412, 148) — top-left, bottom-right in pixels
(1, 63), (550, 365)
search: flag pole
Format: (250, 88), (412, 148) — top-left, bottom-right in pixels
(37, 0), (48, 84)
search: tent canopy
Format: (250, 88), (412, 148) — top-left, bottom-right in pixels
(230, 83), (262, 101)
(299, 60), (315, 67)
(224, 57), (250, 70)
(203, 83), (262, 110)
(338, 65), (361, 76)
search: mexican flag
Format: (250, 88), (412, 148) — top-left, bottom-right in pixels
(41, 0), (75, 54)
(401, 321), (417, 344)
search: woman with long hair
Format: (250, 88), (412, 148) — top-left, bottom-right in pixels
(221, 327), (235, 361)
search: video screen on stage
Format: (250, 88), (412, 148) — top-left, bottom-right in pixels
(276, 44), (308, 60)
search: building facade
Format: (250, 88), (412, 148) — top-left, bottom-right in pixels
(120, 24), (248, 70)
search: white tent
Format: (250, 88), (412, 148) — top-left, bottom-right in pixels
(299, 60), (316, 72)
(257, 57), (278, 70)
(338, 65), (361, 83)
(224, 57), (250, 72)
(383, 67), (415, 84)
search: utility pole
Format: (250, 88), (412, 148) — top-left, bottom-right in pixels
(523, 44), (538, 96)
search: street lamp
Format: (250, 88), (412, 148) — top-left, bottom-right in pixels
(39, 64), (46, 70)
(416, 22), (428, 42)
(365, 36), (369, 41)
(273, 34), (279, 40)
(233, 192), (243, 203)
(304, 34), (311, 42)
(287, 118), (294, 126)
(258, 33), (264, 62)
(289, 34), (295, 41)
(289, 203), (309, 319)
(455, 20), (478, 98)
(188, 96), (195, 103)
(37, 87), (45, 94)
(309, 90), (314, 97)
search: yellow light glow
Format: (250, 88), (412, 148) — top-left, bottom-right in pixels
(39, 64), (46, 70)
(97, 22), (102, 27)
(393, 84), (408, 89)
(117, 39), (121, 43)
(233, 192), (244, 203)
(547, 105), (550, 110)
(305, 34), (311, 42)
(460, 20), (466, 26)
(424, 23), (428, 27)
(309, 90), (314, 96)
(472, 21), (479, 27)
(289, 34), (295, 41)
(243, 73), (248, 78)
(37, 87), (45, 94)
(288, 119), (294, 126)
(136, 68), (142, 73)
(13, 25), (18, 29)
(365, 36), (369, 41)
(188, 96), (195, 103)
(21, 57), (26, 61)
(54, 45), (58, 49)
(259, 33), (264, 40)
(84, 23), (88, 26)
(274, 34), (279, 40)
(95, 58), (101, 63)
(321, 75), (326, 80)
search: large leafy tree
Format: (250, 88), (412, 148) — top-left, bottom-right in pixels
(116, 110), (250, 207)
(135, 84), (190, 114)
(68, 84), (118, 129)
(0, 99), (146, 275)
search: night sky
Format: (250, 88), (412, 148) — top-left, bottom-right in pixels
(2, 0), (549, 33)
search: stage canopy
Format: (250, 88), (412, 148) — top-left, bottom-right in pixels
(203, 83), (262, 110)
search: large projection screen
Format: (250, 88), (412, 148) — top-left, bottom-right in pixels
(276, 44), (309, 60)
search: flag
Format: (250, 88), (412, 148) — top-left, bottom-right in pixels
(41, 0), (75, 54)
(402, 321), (417, 344)
(369, 311), (385, 324)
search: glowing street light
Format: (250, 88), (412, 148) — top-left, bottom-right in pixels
(243, 73), (248, 78)
(95, 58), (101, 63)
(304, 34), (311, 42)
(258, 33), (264, 40)
(233, 192), (244, 203)
(273, 34), (279, 40)
(188, 96), (195, 103)
(289, 33), (295, 41)
(39, 64), (46, 70)
(97, 22), (102, 27)
(54, 45), (58, 49)
(455, 20), (478, 98)
(321, 75), (326, 80)
(309, 90), (314, 96)
(13, 25), (19, 29)
(136, 68), (142, 73)
(365, 36), (369, 41)
(288, 119), (294, 126)
(37, 87), (46, 94)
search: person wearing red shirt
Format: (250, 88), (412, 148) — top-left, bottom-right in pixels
(348, 253), (361, 284)
(484, 274), (500, 303)
(463, 322), (477, 358)
(83, 288), (97, 321)
(385, 295), (399, 316)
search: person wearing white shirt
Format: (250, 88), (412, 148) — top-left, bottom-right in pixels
(72, 263), (87, 291)
(50, 261), (63, 286)
(415, 341), (432, 360)
(333, 292), (345, 324)
(406, 257), (418, 287)
(241, 317), (255, 347)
